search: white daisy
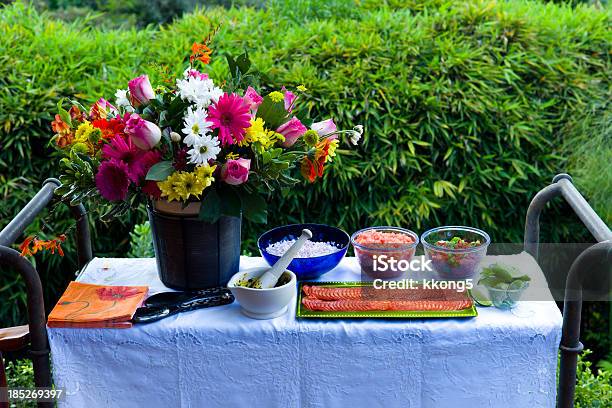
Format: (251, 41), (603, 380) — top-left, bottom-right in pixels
(187, 135), (221, 165)
(182, 106), (213, 146)
(176, 76), (223, 108)
(114, 89), (133, 112)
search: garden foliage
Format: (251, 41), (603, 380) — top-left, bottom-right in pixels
(0, 1), (610, 327)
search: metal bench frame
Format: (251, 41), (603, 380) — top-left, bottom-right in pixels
(0, 174), (610, 408)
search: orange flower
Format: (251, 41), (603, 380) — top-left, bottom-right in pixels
(54, 133), (75, 148)
(51, 113), (76, 148)
(51, 114), (70, 135)
(19, 235), (66, 257)
(301, 138), (335, 182)
(300, 157), (325, 183)
(31, 238), (45, 254)
(315, 138), (332, 162)
(19, 236), (35, 257)
(190, 42), (212, 65)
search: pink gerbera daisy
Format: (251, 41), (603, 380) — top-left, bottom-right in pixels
(95, 159), (130, 201)
(208, 93), (251, 145)
(102, 135), (160, 183)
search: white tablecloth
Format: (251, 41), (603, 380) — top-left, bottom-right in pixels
(48, 254), (562, 408)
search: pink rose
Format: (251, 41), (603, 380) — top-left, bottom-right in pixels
(221, 158), (251, 185)
(89, 98), (117, 120)
(124, 114), (161, 150)
(277, 117), (307, 147)
(243, 87), (263, 111)
(282, 87), (296, 112)
(128, 75), (155, 107)
(311, 119), (337, 136)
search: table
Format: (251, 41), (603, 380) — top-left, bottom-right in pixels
(48, 254), (562, 408)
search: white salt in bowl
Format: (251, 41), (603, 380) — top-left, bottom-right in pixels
(227, 267), (296, 320)
(258, 224), (350, 280)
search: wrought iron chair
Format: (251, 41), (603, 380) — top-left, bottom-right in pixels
(0, 179), (92, 408)
(0, 175), (609, 408)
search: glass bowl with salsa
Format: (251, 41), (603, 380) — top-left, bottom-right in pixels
(421, 226), (490, 280)
(351, 226), (419, 279)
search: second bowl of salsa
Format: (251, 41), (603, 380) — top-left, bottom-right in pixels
(421, 226), (490, 280)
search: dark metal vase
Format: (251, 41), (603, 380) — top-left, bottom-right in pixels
(147, 205), (241, 290)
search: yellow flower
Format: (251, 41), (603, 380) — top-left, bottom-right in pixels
(158, 173), (182, 202)
(297, 85), (307, 92)
(195, 164), (216, 181)
(326, 139), (339, 163)
(241, 118), (284, 152)
(196, 165), (216, 192)
(226, 152), (239, 160)
(158, 167), (217, 202)
(268, 91), (284, 103)
(174, 172), (204, 201)
(241, 118), (266, 146)
(74, 121), (95, 143)
(265, 130), (285, 147)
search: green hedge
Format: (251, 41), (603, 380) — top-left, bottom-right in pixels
(0, 0), (610, 327)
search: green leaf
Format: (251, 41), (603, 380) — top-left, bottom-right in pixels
(199, 188), (222, 223)
(239, 191), (267, 224)
(477, 276), (503, 288)
(159, 111), (169, 127)
(218, 186), (242, 217)
(57, 98), (72, 127)
(256, 95), (288, 129)
(226, 54), (238, 78)
(235, 51), (251, 74)
(145, 161), (174, 181)
(226, 51), (252, 79)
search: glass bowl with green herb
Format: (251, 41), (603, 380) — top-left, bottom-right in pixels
(421, 226), (490, 280)
(478, 263), (531, 309)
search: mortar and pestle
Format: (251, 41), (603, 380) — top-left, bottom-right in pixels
(227, 229), (312, 319)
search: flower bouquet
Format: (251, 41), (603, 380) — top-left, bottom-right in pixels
(49, 37), (362, 289)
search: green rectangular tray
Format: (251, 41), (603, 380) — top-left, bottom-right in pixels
(296, 281), (478, 319)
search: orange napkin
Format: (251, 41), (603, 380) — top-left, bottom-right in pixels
(48, 281), (148, 329)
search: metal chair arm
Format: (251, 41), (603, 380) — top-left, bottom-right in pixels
(523, 173), (611, 408)
(0, 179), (93, 407)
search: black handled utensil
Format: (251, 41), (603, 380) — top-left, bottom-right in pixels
(132, 287), (234, 324)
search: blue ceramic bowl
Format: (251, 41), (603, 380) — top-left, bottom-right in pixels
(258, 224), (350, 280)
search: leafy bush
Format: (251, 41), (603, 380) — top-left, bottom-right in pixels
(564, 103), (611, 225)
(41, 0), (266, 27)
(0, 0), (610, 329)
(128, 221), (154, 258)
(574, 349), (612, 408)
(4, 358), (35, 408)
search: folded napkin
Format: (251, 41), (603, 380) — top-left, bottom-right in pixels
(48, 281), (148, 329)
